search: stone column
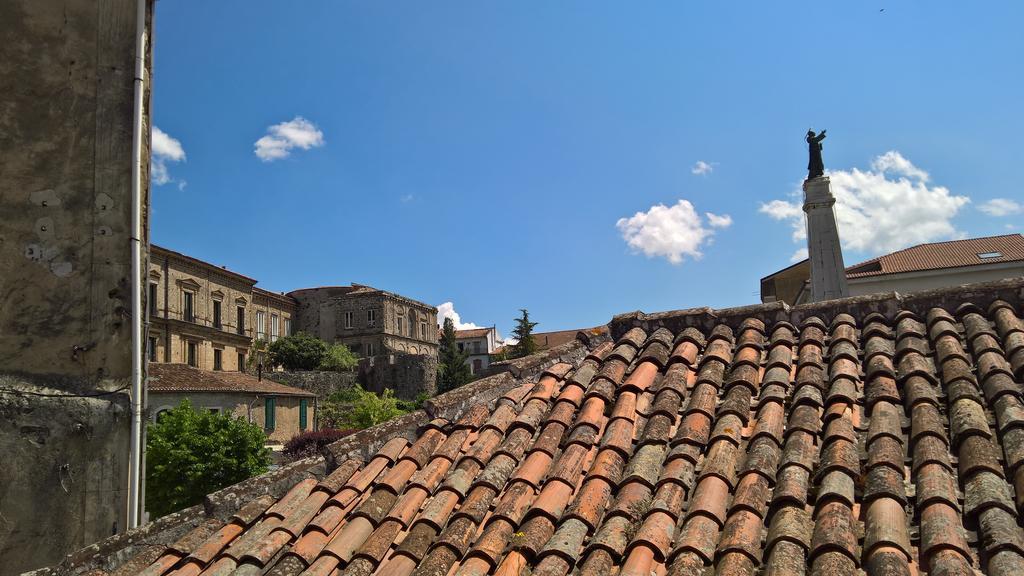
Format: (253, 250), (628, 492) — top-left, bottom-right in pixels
(803, 176), (850, 302)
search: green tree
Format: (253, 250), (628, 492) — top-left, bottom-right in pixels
(509, 309), (538, 359)
(146, 399), (269, 517)
(319, 343), (359, 372)
(437, 317), (472, 393)
(319, 385), (408, 429)
(267, 332), (328, 370)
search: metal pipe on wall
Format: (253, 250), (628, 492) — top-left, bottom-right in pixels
(127, 0), (149, 530)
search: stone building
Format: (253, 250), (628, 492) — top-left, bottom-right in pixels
(148, 364), (316, 444)
(0, 1), (154, 573)
(148, 245), (296, 373)
(289, 285), (438, 357)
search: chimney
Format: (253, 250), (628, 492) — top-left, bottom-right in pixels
(803, 176), (849, 301)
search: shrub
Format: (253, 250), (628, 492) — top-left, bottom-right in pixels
(319, 385), (408, 429)
(319, 343), (358, 372)
(267, 332), (328, 370)
(282, 428), (357, 461)
(146, 399), (270, 517)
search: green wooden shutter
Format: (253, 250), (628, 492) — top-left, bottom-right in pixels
(264, 397), (276, 431)
(299, 399), (308, 431)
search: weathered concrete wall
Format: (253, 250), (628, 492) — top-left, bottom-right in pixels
(0, 0), (153, 573)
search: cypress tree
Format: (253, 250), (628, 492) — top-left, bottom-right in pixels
(510, 309), (538, 359)
(437, 317), (472, 393)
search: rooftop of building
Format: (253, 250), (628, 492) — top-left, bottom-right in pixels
(149, 364), (316, 397)
(288, 284), (437, 312)
(453, 327), (495, 340)
(845, 233), (1024, 278)
(150, 244), (259, 285)
(44, 277), (1024, 576)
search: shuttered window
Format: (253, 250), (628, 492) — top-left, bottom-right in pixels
(264, 397), (276, 431)
(299, 399), (308, 431)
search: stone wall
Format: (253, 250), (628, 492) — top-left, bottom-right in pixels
(0, 1), (153, 573)
(273, 370), (358, 399)
(358, 353), (438, 400)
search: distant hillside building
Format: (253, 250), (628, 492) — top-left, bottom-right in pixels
(148, 245), (296, 373)
(453, 327), (498, 375)
(761, 234), (1024, 305)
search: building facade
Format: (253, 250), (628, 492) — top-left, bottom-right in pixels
(289, 285), (438, 358)
(761, 234), (1024, 305)
(453, 327), (497, 375)
(148, 245), (296, 373)
(148, 364), (316, 444)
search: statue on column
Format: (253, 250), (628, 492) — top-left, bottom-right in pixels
(806, 129), (826, 179)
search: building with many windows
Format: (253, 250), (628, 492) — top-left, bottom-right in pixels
(147, 245), (296, 372)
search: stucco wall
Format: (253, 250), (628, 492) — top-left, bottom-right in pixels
(0, 1), (152, 573)
(849, 265), (1024, 298)
(149, 391), (314, 444)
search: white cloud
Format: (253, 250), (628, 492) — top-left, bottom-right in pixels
(705, 212), (733, 228)
(760, 151), (970, 255)
(790, 247), (809, 262)
(151, 126), (186, 186)
(692, 160), (714, 175)
(616, 200), (727, 264)
(400, 194), (415, 204)
(979, 198), (1024, 217)
(436, 302), (482, 330)
(254, 116), (325, 161)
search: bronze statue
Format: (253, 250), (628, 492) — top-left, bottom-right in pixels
(806, 129), (826, 179)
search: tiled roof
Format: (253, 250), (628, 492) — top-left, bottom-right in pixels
(149, 363), (316, 397)
(454, 328), (494, 339)
(51, 279), (1024, 576)
(532, 326), (609, 350)
(846, 233), (1024, 278)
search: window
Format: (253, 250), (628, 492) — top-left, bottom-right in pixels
(155, 408), (171, 423)
(420, 322), (427, 339)
(366, 342), (375, 356)
(367, 309), (376, 327)
(264, 397), (276, 431)
(284, 318), (292, 336)
(213, 349), (223, 371)
(299, 399), (308, 431)
(148, 283), (158, 318)
(271, 314), (279, 342)
(345, 311), (353, 329)
(978, 251), (1003, 259)
(148, 336), (157, 362)
(473, 341), (481, 354)
(186, 341), (197, 367)
(183, 291), (195, 322)
(256, 311), (266, 340)
(458, 342), (464, 352)
(397, 317), (404, 334)
(238, 352), (246, 372)
(208, 407), (221, 415)
(213, 300), (222, 328)
(237, 306), (246, 335)
(473, 358), (483, 374)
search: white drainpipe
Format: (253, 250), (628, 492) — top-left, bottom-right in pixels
(127, 0), (149, 529)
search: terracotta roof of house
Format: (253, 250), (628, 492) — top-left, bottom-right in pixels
(532, 326), (609, 350)
(454, 327), (494, 339)
(49, 278), (1024, 576)
(846, 233), (1024, 278)
(149, 363), (316, 397)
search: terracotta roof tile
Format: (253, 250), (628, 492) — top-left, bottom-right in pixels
(846, 233), (1024, 278)
(62, 280), (1024, 576)
(148, 363), (316, 397)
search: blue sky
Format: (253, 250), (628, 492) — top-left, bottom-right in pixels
(151, 1), (1023, 338)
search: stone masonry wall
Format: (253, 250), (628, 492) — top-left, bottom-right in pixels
(0, 1), (153, 573)
(273, 370), (358, 399)
(358, 353), (437, 399)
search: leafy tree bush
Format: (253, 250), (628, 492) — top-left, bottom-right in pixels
(283, 428), (357, 461)
(319, 343), (358, 372)
(146, 399), (269, 517)
(509, 309), (538, 359)
(267, 332), (328, 370)
(437, 317), (472, 393)
(319, 385), (408, 429)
